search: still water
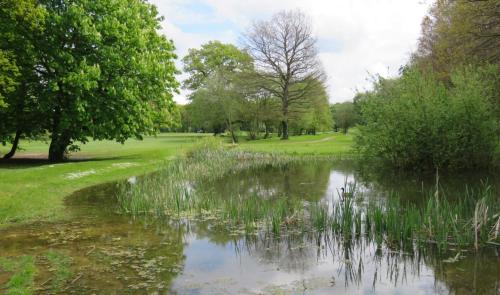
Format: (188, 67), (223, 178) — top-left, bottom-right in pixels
(1, 162), (499, 294)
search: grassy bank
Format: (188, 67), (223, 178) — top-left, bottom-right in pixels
(0, 132), (354, 226)
(0, 134), (208, 225)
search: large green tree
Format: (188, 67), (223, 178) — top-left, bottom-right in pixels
(289, 82), (332, 135)
(0, 0), (47, 158)
(32, 0), (178, 161)
(0, 51), (18, 108)
(412, 0), (500, 80)
(182, 41), (253, 142)
(331, 102), (357, 134)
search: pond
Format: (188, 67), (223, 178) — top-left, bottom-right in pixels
(1, 161), (499, 294)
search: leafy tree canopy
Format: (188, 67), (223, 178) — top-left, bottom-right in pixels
(2, 0), (179, 161)
(182, 40), (253, 91)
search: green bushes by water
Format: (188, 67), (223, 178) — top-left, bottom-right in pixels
(355, 66), (498, 170)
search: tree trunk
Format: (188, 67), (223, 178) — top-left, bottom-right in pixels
(229, 129), (238, 143)
(48, 131), (71, 162)
(281, 87), (289, 140)
(227, 119), (238, 144)
(264, 122), (270, 139)
(3, 130), (21, 159)
(281, 120), (289, 140)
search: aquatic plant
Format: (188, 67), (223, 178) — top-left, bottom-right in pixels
(0, 256), (36, 295)
(337, 183), (500, 252)
(45, 250), (73, 291)
(116, 141), (500, 251)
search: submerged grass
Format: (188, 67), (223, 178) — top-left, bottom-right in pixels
(45, 250), (73, 291)
(116, 141), (500, 252)
(0, 256), (36, 295)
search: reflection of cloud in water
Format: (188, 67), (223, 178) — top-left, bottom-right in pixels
(170, 161), (499, 294)
(173, 225), (455, 294)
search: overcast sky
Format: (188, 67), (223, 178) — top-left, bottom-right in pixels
(149, 0), (431, 104)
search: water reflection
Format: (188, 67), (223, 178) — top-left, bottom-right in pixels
(173, 219), (499, 294)
(0, 162), (498, 294)
(198, 163), (334, 202)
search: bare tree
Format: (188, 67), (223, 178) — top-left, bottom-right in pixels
(244, 9), (326, 139)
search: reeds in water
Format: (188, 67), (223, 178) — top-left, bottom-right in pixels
(116, 140), (499, 251)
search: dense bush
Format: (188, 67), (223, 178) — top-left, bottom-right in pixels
(355, 67), (498, 170)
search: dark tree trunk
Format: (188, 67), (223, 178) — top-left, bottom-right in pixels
(49, 107), (70, 162)
(48, 131), (71, 162)
(264, 122), (270, 139)
(281, 120), (289, 140)
(3, 130), (21, 159)
(230, 129), (238, 143)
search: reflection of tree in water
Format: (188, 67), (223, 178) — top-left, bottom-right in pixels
(244, 231), (323, 272)
(178, 162), (498, 294)
(197, 162), (333, 202)
(430, 247), (500, 295)
(354, 164), (500, 204)
(186, 216), (498, 294)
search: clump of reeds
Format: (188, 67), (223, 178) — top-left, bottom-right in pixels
(116, 138), (307, 234)
(116, 139), (499, 251)
(335, 182), (500, 252)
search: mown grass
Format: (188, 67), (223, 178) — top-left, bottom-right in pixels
(0, 133), (209, 226)
(235, 131), (355, 155)
(0, 132), (355, 227)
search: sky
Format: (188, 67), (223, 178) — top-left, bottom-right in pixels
(149, 0), (432, 104)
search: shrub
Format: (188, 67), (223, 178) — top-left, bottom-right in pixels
(355, 67), (498, 170)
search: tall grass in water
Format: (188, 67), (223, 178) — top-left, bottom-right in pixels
(116, 139), (499, 251)
(339, 183), (499, 252)
(116, 138), (305, 233)
(300, 182), (498, 251)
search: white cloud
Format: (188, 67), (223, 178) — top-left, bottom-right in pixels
(150, 0), (431, 104)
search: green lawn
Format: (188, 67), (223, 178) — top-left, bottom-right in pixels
(236, 131), (355, 155)
(0, 132), (354, 227)
(0, 134), (208, 226)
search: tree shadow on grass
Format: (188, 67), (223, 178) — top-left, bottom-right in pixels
(0, 154), (142, 170)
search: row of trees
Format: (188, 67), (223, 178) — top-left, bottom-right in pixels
(176, 11), (358, 142)
(355, 0), (499, 170)
(0, 4), (359, 159)
(0, 0), (178, 161)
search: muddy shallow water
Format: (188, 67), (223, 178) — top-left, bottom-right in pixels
(1, 162), (499, 294)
